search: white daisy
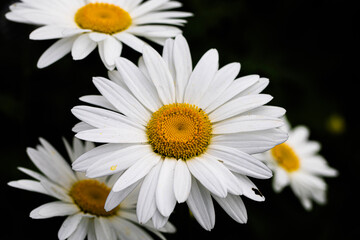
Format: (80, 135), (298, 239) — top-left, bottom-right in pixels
(5, 0), (192, 69)
(8, 137), (175, 239)
(255, 119), (338, 210)
(71, 35), (288, 230)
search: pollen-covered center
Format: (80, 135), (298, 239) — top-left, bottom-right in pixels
(75, 3), (132, 34)
(271, 143), (300, 172)
(147, 103), (212, 160)
(69, 179), (118, 217)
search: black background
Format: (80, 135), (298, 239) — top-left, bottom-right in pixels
(0, 0), (358, 239)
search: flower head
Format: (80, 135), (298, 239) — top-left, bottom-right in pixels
(8, 137), (175, 239)
(256, 119), (338, 210)
(6, 0), (192, 69)
(71, 35), (288, 230)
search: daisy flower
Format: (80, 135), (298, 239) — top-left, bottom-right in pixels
(8, 137), (175, 239)
(71, 35), (288, 230)
(5, 0), (192, 70)
(255, 119), (338, 210)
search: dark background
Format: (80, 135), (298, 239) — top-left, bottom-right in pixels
(1, 0), (358, 239)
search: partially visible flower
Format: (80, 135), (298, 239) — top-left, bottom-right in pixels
(8, 137), (175, 239)
(255, 120), (338, 210)
(6, 0), (192, 69)
(71, 35), (288, 230)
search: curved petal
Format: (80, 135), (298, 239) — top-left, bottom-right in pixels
(173, 159), (192, 203)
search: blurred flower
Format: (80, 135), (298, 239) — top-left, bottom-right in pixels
(255, 120), (338, 210)
(326, 113), (346, 135)
(71, 35), (287, 230)
(8, 137), (175, 239)
(5, 0), (192, 69)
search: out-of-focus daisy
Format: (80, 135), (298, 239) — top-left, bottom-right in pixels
(255, 120), (338, 210)
(8, 137), (175, 239)
(71, 35), (288, 230)
(5, 0), (192, 70)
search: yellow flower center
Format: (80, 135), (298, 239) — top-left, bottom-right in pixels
(75, 3), (132, 35)
(147, 103), (212, 160)
(69, 179), (118, 217)
(271, 143), (300, 172)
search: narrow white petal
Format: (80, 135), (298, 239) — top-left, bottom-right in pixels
(184, 49), (219, 105)
(143, 45), (175, 105)
(186, 156), (227, 198)
(75, 127), (147, 143)
(103, 37), (122, 67)
(112, 217), (153, 240)
(68, 217), (89, 240)
(209, 94), (273, 123)
(130, 0), (168, 18)
(114, 32), (147, 53)
(112, 152), (161, 192)
(71, 34), (97, 60)
(94, 218), (115, 240)
(212, 115), (284, 134)
(37, 36), (77, 68)
(72, 105), (144, 130)
(234, 173), (266, 201)
(115, 57), (162, 112)
(79, 95), (116, 111)
(156, 158), (177, 217)
(105, 180), (141, 211)
(8, 180), (47, 195)
(212, 194), (248, 223)
(152, 209), (169, 229)
(30, 26), (87, 40)
(58, 214), (83, 240)
(93, 77), (151, 125)
(245, 106), (286, 118)
(86, 144), (152, 178)
(137, 161), (162, 224)
(30, 201), (79, 219)
(186, 177), (215, 231)
(272, 168), (290, 192)
(173, 35), (192, 103)
(173, 159), (192, 203)
(72, 122), (94, 133)
(198, 62), (240, 109)
(207, 145), (272, 179)
(205, 75), (259, 113)
(162, 38), (175, 80)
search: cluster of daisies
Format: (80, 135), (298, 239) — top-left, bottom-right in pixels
(6, 0), (338, 239)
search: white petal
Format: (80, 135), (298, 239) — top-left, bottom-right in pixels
(212, 115), (284, 134)
(137, 161), (162, 224)
(79, 95), (116, 111)
(156, 158), (177, 217)
(272, 168), (290, 192)
(114, 32), (147, 53)
(207, 145), (272, 179)
(103, 37), (122, 67)
(105, 180), (141, 211)
(151, 209), (169, 229)
(71, 34), (97, 60)
(58, 214), (83, 240)
(37, 36), (76, 68)
(85, 145), (153, 178)
(115, 57), (162, 112)
(93, 77), (151, 125)
(72, 105), (144, 130)
(173, 159), (192, 203)
(30, 201), (79, 219)
(245, 106), (286, 118)
(162, 38), (175, 80)
(75, 127), (147, 143)
(198, 62), (240, 109)
(205, 75), (259, 113)
(234, 173), (265, 201)
(8, 180), (47, 195)
(68, 217), (89, 240)
(173, 35), (192, 103)
(209, 94), (273, 123)
(186, 177), (215, 231)
(186, 156), (227, 198)
(211, 128), (288, 154)
(112, 152), (161, 192)
(94, 218), (115, 240)
(111, 217), (153, 240)
(30, 26), (87, 40)
(130, 0), (168, 18)
(212, 194), (247, 223)
(184, 49), (219, 105)
(143, 45), (175, 105)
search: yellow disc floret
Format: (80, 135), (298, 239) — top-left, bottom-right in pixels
(271, 143), (300, 172)
(75, 3), (132, 35)
(147, 103), (212, 160)
(69, 179), (118, 217)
